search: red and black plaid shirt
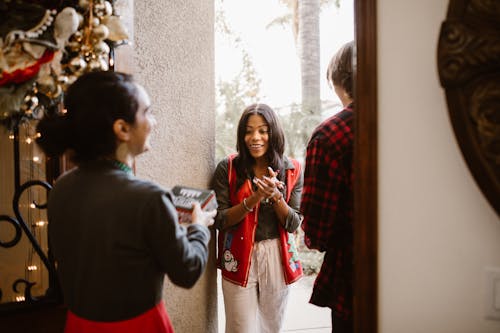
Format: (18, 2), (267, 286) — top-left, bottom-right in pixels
(300, 105), (354, 319)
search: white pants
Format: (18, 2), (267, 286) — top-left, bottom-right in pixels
(222, 239), (290, 333)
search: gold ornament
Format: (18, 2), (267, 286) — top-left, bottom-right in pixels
(91, 24), (109, 41)
(68, 56), (87, 73)
(0, 0), (129, 128)
(94, 41), (110, 55)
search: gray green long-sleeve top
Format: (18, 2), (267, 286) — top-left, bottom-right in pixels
(47, 160), (210, 321)
(211, 156), (303, 241)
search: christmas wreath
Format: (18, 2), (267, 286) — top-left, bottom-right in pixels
(0, 0), (129, 130)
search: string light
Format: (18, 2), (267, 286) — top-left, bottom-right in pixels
(1, 0), (129, 304)
(35, 221), (46, 227)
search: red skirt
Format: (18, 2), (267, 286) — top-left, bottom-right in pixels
(64, 302), (174, 333)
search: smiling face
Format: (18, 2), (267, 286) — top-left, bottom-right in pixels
(244, 114), (269, 162)
(128, 84), (155, 156)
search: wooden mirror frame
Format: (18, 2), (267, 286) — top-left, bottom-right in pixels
(437, 0), (500, 216)
(354, 0), (378, 332)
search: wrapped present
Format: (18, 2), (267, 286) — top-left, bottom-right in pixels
(171, 185), (217, 224)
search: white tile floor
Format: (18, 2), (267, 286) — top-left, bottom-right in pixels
(217, 273), (331, 332)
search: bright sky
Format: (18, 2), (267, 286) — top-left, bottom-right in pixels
(215, 0), (354, 107)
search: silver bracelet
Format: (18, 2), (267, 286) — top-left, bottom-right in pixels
(242, 198), (253, 212)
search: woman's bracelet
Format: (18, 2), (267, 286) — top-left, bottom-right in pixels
(270, 192), (283, 205)
(242, 197), (253, 212)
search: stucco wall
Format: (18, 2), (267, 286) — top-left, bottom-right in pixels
(378, 1), (500, 332)
(115, 1), (500, 332)
(131, 1), (217, 332)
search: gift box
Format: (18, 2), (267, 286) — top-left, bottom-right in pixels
(171, 185), (218, 224)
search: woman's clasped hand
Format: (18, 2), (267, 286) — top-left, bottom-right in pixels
(252, 166), (284, 204)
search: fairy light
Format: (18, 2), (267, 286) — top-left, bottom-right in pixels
(35, 221), (46, 227)
(2, 1), (129, 305)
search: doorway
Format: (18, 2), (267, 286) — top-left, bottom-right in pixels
(214, 0), (378, 332)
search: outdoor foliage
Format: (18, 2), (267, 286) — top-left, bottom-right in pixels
(215, 0), (342, 163)
(215, 0), (345, 274)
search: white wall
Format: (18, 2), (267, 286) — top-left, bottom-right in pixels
(132, 1), (217, 332)
(378, 1), (500, 332)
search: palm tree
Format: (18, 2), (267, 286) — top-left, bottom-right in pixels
(298, 0), (321, 117)
(267, 0), (340, 145)
(267, 0), (339, 45)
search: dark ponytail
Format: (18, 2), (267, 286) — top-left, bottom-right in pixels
(36, 112), (73, 158)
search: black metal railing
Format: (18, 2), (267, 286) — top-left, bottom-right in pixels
(0, 124), (61, 313)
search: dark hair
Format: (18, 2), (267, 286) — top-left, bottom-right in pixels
(326, 40), (355, 99)
(36, 71), (140, 163)
(234, 103), (285, 183)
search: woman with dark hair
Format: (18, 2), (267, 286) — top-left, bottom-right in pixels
(36, 71), (215, 333)
(211, 103), (303, 333)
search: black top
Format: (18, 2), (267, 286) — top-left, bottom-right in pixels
(48, 160), (210, 321)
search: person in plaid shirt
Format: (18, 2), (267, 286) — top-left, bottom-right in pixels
(300, 41), (355, 333)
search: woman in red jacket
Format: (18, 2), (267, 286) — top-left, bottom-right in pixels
(211, 103), (303, 333)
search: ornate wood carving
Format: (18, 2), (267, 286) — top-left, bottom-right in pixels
(438, 0), (500, 215)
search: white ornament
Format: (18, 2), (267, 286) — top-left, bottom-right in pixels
(101, 16), (129, 42)
(53, 7), (80, 49)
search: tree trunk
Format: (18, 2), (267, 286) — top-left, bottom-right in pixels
(298, 0), (321, 117)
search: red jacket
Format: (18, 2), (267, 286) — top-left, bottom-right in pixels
(217, 154), (303, 287)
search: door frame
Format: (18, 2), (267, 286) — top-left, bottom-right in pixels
(354, 0), (378, 332)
